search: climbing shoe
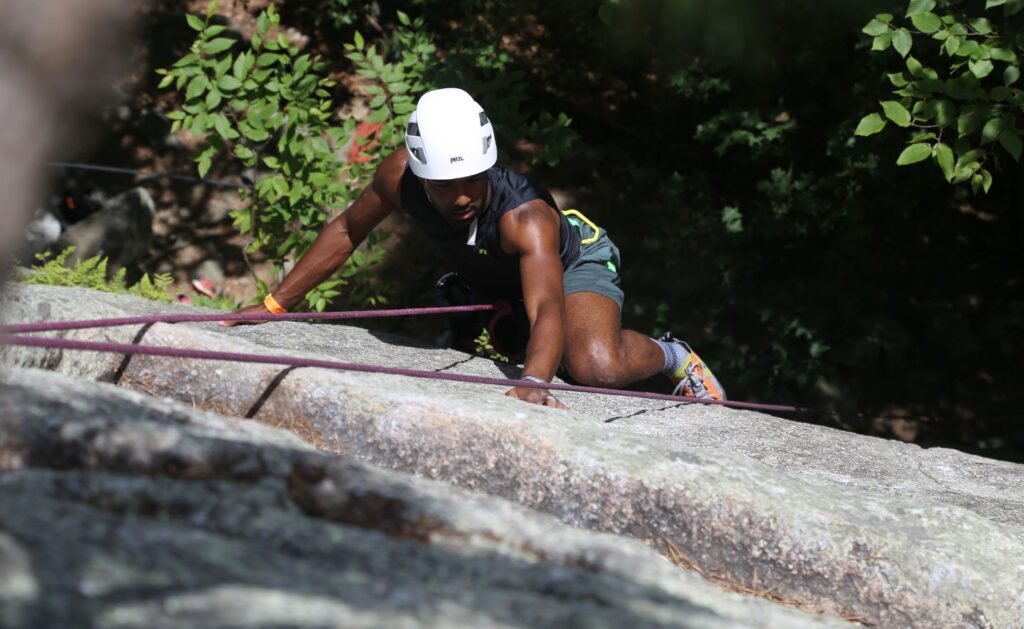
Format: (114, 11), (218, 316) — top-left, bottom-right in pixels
(659, 332), (727, 401)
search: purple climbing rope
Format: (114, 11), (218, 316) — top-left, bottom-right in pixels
(0, 304), (496, 335)
(0, 333), (809, 413)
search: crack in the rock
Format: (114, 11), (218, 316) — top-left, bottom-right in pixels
(604, 403), (685, 423)
(434, 355), (477, 373)
(916, 460), (947, 488)
(112, 323), (154, 384)
(245, 365), (299, 419)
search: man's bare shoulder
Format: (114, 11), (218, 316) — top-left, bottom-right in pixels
(499, 199), (561, 253)
(501, 199), (560, 228)
(372, 150), (410, 205)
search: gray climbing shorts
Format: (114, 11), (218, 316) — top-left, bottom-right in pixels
(562, 210), (624, 309)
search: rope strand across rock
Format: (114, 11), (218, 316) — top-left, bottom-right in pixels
(0, 304), (496, 334)
(0, 332), (810, 413)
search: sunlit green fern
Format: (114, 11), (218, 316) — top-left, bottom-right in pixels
(18, 247), (174, 303)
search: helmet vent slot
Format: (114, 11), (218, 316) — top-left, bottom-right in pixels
(406, 122), (420, 137)
(479, 112), (490, 126)
(410, 147), (426, 164)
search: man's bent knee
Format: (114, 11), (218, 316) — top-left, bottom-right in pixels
(565, 343), (627, 388)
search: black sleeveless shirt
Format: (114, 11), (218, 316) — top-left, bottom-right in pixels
(399, 165), (581, 299)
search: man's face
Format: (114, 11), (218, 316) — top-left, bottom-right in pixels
(422, 172), (490, 226)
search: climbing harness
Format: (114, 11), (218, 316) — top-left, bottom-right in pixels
(0, 305), (810, 414)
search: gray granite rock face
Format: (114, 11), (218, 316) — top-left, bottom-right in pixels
(3, 284), (1024, 627)
(0, 367), (839, 628)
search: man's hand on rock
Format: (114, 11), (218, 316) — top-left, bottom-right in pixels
(219, 303), (273, 327)
(505, 386), (567, 410)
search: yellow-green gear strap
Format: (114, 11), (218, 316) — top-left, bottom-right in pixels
(561, 208), (601, 245)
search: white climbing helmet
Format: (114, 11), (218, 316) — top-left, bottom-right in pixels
(405, 88), (497, 180)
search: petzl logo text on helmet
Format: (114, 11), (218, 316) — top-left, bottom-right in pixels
(449, 156), (464, 163)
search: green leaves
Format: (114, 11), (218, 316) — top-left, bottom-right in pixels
(970, 17), (994, 34)
(981, 116), (1003, 143)
(990, 47), (1017, 62)
(910, 12), (941, 33)
(954, 39), (980, 57)
(933, 142), (955, 180)
(205, 88), (222, 109)
(855, 113), (887, 136)
(157, 4), (406, 312)
(233, 144), (254, 162)
(945, 35), (963, 56)
(232, 51), (251, 81)
(239, 121), (270, 142)
(22, 247), (174, 303)
(185, 75), (208, 100)
(896, 143), (932, 164)
(872, 32), (893, 51)
(893, 28), (913, 57)
(217, 75), (241, 91)
(999, 128), (1023, 160)
(970, 59), (995, 79)
(887, 72), (909, 87)
(905, 56), (924, 78)
(858, 0), (1024, 192)
(197, 153), (214, 178)
(863, 18), (890, 36)
(906, 0), (936, 16)
(977, 169), (993, 193)
(213, 55), (231, 79)
(721, 206), (744, 234)
(881, 100), (912, 127)
(203, 38), (235, 55)
(212, 113), (236, 139)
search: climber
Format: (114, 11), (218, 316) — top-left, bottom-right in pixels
(223, 88), (726, 409)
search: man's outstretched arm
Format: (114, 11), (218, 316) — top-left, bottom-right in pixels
(499, 200), (568, 409)
(222, 151), (406, 325)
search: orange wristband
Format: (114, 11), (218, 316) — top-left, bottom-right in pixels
(263, 293), (287, 314)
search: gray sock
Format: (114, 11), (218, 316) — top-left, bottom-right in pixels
(653, 337), (686, 375)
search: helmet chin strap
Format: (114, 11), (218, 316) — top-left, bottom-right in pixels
(420, 178), (450, 213)
(419, 179), (478, 244)
(465, 180), (493, 245)
(420, 178), (438, 209)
